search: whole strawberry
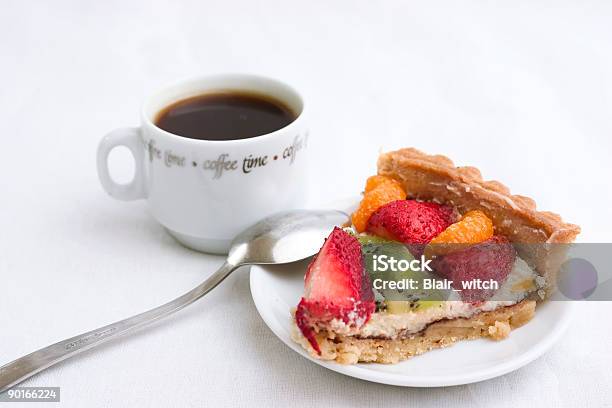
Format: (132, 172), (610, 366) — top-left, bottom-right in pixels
(432, 236), (516, 302)
(366, 200), (455, 255)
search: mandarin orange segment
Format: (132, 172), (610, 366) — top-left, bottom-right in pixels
(428, 210), (494, 248)
(352, 175), (406, 232)
(364, 175), (402, 194)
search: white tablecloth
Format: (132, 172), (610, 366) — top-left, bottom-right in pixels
(1, 1), (611, 406)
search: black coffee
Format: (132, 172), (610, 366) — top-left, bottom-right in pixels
(155, 92), (296, 141)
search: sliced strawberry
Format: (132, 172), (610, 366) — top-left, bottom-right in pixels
(432, 236), (516, 302)
(366, 200), (455, 255)
(296, 227), (375, 354)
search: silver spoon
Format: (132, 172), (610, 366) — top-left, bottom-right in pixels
(0, 209), (348, 393)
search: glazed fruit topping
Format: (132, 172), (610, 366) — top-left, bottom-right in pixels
(357, 234), (448, 313)
(426, 210), (494, 257)
(432, 235), (516, 301)
(366, 200), (455, 255)
(358, 199), (514, 302)
(295, 228), (375, 354)
(351, 175), (406, 232)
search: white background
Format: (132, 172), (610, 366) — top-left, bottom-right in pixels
(1, 0), (611, 407)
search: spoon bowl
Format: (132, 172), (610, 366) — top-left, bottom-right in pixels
(228, 210), (348, 265)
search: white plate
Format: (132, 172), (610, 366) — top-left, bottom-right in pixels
(250, 258), (574, 387)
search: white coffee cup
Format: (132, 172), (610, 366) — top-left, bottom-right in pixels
(97, 74), (309, 254)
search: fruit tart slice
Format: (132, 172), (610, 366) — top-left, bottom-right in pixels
(291, 148), (580, 364)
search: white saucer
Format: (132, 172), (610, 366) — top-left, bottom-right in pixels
(250, 258), (574, 387)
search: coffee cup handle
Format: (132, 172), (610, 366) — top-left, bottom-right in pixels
(97, 127), (147, 201)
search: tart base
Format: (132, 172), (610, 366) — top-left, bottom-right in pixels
(291, 300), (536, 364)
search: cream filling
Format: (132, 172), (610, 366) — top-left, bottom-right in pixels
(325, 257), (541, 339)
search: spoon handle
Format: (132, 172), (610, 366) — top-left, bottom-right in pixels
(0, 261), (237, 393)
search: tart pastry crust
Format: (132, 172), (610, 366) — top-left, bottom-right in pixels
(292, 300), (536, 364)
(377, 148), (580, 244)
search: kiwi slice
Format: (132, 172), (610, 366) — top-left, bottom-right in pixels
(357, 234), (449, 313)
